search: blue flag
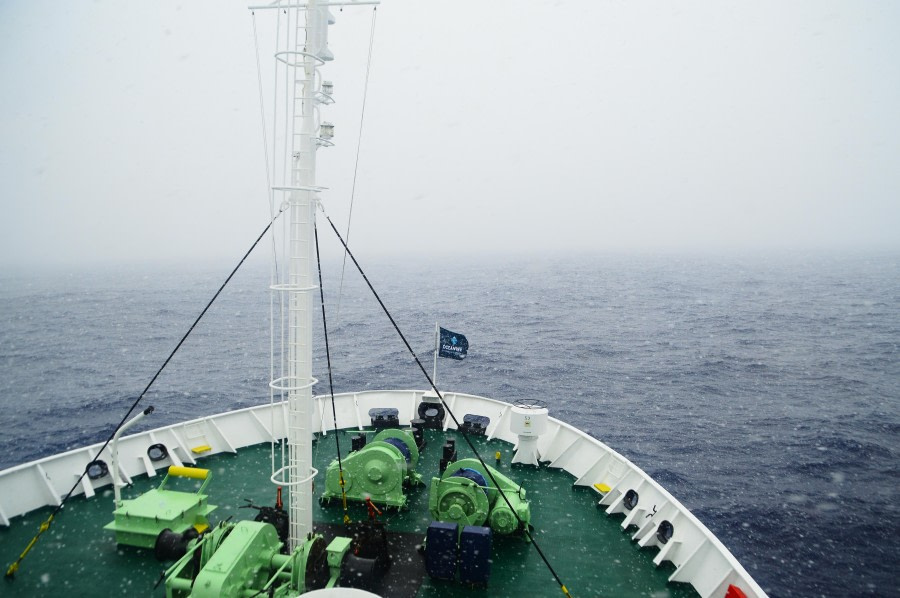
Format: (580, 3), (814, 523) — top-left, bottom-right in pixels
(438, 327), (468, 360)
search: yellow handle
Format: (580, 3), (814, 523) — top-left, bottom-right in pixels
(5, 514), (54, 578)
(168, 466), (209, 480)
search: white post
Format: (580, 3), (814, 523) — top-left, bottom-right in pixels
(432, 322), (439, 386)
(111, 407), (153, 508)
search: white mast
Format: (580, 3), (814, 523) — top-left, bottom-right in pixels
(259, 0), (376, 552)
(285, 1), (316, 547)
(284, 0), (329, 549)
(261, 0), (329, 550)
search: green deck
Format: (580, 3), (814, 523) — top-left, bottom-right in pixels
(1, 429), (698, 597)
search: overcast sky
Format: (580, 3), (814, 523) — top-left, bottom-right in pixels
(1, 0), (898, 269)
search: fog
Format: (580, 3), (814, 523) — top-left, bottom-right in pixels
(1, 0), (898, 269)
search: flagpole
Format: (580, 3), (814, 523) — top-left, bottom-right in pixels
(433, 322), (439, 388)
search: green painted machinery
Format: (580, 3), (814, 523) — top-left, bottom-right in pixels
(429, 458), (531, 536)
(322, 428), (423, 508)
(163, 520), (352, 598)
(104, 465), (216, 549)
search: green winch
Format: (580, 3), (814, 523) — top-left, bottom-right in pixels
(104, 465), (216, 550)
(429, 458), (531, 536)
(163, 520), (352, 598)
(322, 428), (423, 509)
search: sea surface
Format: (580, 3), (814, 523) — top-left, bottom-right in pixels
(0, 252), (897, 597)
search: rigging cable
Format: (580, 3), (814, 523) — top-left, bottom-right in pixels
(334, 7), (377, 325)
(4, 210), (284, 580)
(317, 205), (574, 598)
(251, 10), (283, 477)
(316, 7), (377, 438)
(314, 222), (350, 524)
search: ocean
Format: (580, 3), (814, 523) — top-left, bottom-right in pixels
(0, 251), (897, 597)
